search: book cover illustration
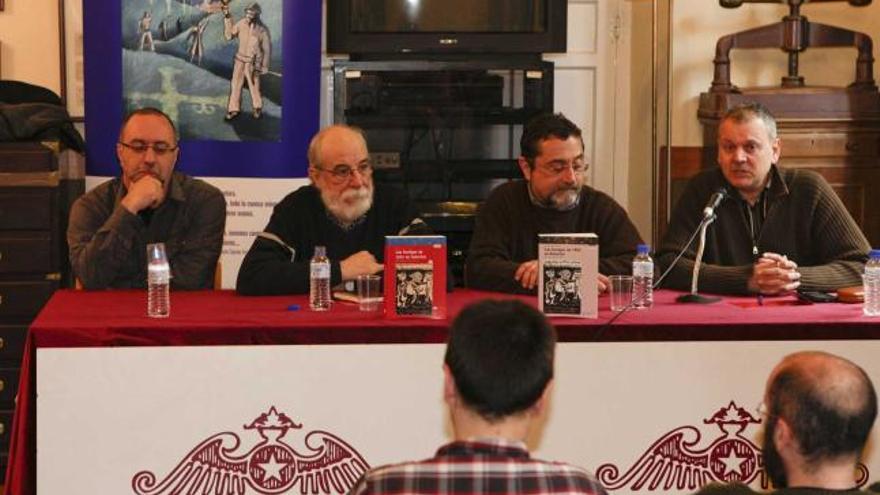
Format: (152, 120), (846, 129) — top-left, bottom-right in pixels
(384, 236), (447, 319)
(538, 233), (598, 318)
(395, 263), (434, 315)
(542, 263), (583, 315)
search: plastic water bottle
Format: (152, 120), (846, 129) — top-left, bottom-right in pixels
(146, 242), (171, 318)
(632, 244), (654, 309)
(310, 245), (331, 311)
(864, 249), (880, 317)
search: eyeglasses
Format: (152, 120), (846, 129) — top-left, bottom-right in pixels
(540, 160), (588, 177)
(756, 401), (775, 419)
(119, 141), (178, 156)
(315, 163), (373, 184)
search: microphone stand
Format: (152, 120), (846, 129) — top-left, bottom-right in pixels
(676, 213), (721, 304)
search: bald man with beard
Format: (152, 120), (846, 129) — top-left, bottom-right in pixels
(695, 351), (878, 495)
(236, 125), (429, 295)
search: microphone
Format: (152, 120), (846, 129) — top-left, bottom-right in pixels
(702, 188), (728, 219)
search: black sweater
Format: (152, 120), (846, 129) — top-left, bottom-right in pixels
(236, 184), (422, 295)
(658, 166), (870, 295)
(465, 180), (644, 294)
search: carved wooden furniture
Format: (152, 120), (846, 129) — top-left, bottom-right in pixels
(713, 0), (874, 90)
(693, 0), (880, 246)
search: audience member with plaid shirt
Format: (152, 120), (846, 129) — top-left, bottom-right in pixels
(348, 299), (609, 495)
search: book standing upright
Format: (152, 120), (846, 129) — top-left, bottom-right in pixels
(384, 236), (447, 319)
(538, 233), (599, 318)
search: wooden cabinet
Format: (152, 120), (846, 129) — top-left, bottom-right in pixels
(0, 142), (83, 475)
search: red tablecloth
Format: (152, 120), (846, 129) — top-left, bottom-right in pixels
(5, 288), (879, 493)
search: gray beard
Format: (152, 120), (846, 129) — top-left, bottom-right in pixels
(322, 186), (373, 227)
(529, 184), (581, 211)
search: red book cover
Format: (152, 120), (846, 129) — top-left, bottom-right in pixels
(384, 236), (447, 319)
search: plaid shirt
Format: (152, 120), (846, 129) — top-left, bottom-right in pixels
(349, 438), (609, 495)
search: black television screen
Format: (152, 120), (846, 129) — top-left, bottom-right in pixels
(327, 0), (567, 55)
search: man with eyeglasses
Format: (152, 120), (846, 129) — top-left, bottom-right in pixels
(658, 102), (869, 296)
(67, 107), (226, 289)
(694, 351), (877, 495)
(466, 113), (643, 294)
(236, 125), (429, 295)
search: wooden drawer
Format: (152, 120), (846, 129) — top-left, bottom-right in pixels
(0, 326), (27, 365)
(0, 410), (13, 456)
(0, 142), (56, 172)
(0, 189), (53, 230)
(0, 368), (20, 408)
(0, 281), (57, 318)
(780, 132), (880, 158)
(0, 235), (53, 273)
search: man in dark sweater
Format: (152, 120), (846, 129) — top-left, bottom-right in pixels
(694, 351), (877, 495)
(466, 113), (643, 294)
(659, 102), (869, 296)
(236, 125), (427, 295)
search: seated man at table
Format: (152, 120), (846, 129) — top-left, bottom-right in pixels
(67, 107), (226, 289)
(694, 351), (877, 495)
(236, 124), (429, 295)
(466, 113), (643, 294)
(350, 299), (609, 495)
(658, 102), (869, 296)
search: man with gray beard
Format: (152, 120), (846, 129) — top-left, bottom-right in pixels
(237, 125), (429, 295)
(466, 113), (642, 294)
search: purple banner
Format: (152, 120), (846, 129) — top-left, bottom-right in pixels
(83, 0), (321, 178)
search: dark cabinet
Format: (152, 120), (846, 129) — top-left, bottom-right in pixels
(0, 142), (83, 475)
(333, 58), (555, 282)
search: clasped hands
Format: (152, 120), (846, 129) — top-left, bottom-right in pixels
(515, 260), (609, 293)
(748, 252), (801, 296)
(515, 252), (801, 297)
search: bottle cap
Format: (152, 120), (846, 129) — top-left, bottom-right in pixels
(314, 245), (326, 257)
(637, 244), (650, 254)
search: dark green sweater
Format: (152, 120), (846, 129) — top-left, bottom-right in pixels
(658, 166), (870, 295)
(465, 180), (643, 294)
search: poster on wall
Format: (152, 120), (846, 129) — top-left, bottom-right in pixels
(82, 0), (320, 178)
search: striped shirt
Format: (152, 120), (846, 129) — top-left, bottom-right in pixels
(349, 438), (609, 495)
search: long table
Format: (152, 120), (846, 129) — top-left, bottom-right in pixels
(6, 289), (880, 494)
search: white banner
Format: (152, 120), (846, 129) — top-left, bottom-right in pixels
(37, 341), (880, 494)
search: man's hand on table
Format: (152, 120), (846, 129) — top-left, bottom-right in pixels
(748, 252), (801, 295)
(341, 250), (384, 280)
(515, 259), (609, 293)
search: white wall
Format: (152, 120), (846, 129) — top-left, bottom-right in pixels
(670, 0), (880, 145)
(0, 1), (62, 90)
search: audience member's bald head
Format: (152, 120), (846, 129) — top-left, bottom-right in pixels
(766, 351), (876, 464)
